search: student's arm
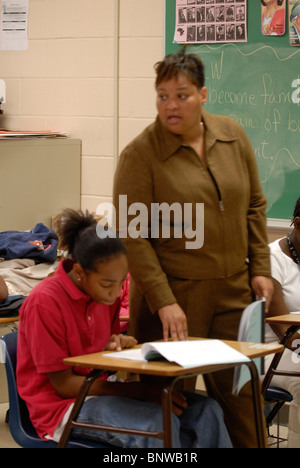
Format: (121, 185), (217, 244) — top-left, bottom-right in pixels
(0, 276), (8, 304)
(268, 278), (289, 339)
(241, 126), (273, 312)
(268, 278), (300, 350)
(47, 369), (187, 416)
(113, 146), (187, 341)
(48, 332), (187, 415)
(47, 367), (143, 399)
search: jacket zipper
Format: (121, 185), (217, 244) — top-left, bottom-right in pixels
(207, 167), (225, 212)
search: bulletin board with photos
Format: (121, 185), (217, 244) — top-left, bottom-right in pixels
(173, 0), (300, 46)
(174, 0), (248, 44)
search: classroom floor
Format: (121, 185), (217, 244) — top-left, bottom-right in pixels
(0, 400), (290, 449)
(0, 403), (20, 448)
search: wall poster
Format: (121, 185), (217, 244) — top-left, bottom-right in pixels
(289, 0), (300, 45)
(174, 0), (248, 44)
(261, 0), (286, 36)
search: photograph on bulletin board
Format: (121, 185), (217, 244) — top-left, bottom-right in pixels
(289, 0), (300, 45)
(173, 0), (248, 44)
(261, 0), (286, 36)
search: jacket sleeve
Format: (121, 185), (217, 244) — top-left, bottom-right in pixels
(242, 129), (271, 278)
(113, 146), (177, 314)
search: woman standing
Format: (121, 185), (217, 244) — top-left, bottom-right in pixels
(113, 53), (273, 447)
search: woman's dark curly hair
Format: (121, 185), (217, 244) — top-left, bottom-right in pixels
(155, 52), (205, 90)
(292, 197), (300, 223)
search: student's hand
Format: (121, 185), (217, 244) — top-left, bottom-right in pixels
(171, 389), (188, 416)
(251, 276), (274, 314)
(106, 334), (138, 352)
(158, 303), (188, 342)
(144, 384), (188, 416)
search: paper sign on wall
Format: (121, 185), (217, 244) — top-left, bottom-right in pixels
(0, 0), (28, 50)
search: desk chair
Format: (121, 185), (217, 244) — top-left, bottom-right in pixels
(264, 386), (292, 447)
(262, 322), (300, 447)
(233, 300), (265, 394)
(0, 332), (112, 448)
(234, 301), (290, 446)
(235, 302), (294, 446)
(0, 295), (24, 332)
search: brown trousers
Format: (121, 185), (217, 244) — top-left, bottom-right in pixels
(129, 266), (267, 448)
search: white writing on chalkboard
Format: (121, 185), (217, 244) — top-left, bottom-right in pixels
(292, 79), (300, 104)
(201, 44), (300, 217)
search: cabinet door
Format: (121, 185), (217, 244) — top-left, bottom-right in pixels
(0, 139), (81, 230)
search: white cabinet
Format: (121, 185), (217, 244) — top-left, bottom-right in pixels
(0, 138), (81, 230)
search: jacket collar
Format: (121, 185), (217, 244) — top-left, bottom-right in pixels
(156, 109), (238, 161)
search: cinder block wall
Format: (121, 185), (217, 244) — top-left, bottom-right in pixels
(0, 0), (164, 213)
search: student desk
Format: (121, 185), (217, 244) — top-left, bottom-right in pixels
(266, 314), (300, 328)
(0, 316), (19, 332)
(59, 339), (283, 449)
(262, 315), (300, 394)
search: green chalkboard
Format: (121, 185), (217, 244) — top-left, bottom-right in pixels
(165, 0), (300, 221)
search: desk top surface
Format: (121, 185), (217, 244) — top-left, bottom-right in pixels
(63, 339), (283, 377)
(266, 314), (300, 325)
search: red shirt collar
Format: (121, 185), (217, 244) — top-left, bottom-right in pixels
(55, 258), (91, 303)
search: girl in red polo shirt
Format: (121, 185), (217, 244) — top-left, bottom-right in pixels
(17, 209), (232, 448)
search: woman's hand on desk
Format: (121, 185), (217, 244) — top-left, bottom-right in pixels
(158, 303), (188, 342)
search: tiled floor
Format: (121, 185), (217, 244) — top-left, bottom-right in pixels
(0, 403), (20, 448)
(267, 403), (290, 448)
(268, 424), (289, 448)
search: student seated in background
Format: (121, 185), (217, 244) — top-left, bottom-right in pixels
(265, 196), (300, 448)
(119, 273), (130, 333)
(16, 209), (232, 448)
(0, 275), (8, 304)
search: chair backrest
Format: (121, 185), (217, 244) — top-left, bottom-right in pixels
(237, 299), (265, 345)
(1, 332), (110, 448)
(233, 300), (265, 395)
(1, 332), (57, 447)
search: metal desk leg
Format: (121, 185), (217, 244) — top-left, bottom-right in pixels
(261, 326), (298, 396)
(57, 369), (104, 448)
(161, 386), (173, 448)
(58, 369), (166, 448)
(247, 361), (267, 448)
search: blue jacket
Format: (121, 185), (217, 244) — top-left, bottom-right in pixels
(0, 223), (58, 263)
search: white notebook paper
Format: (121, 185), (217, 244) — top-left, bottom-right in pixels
(103, 339), (250, 369)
